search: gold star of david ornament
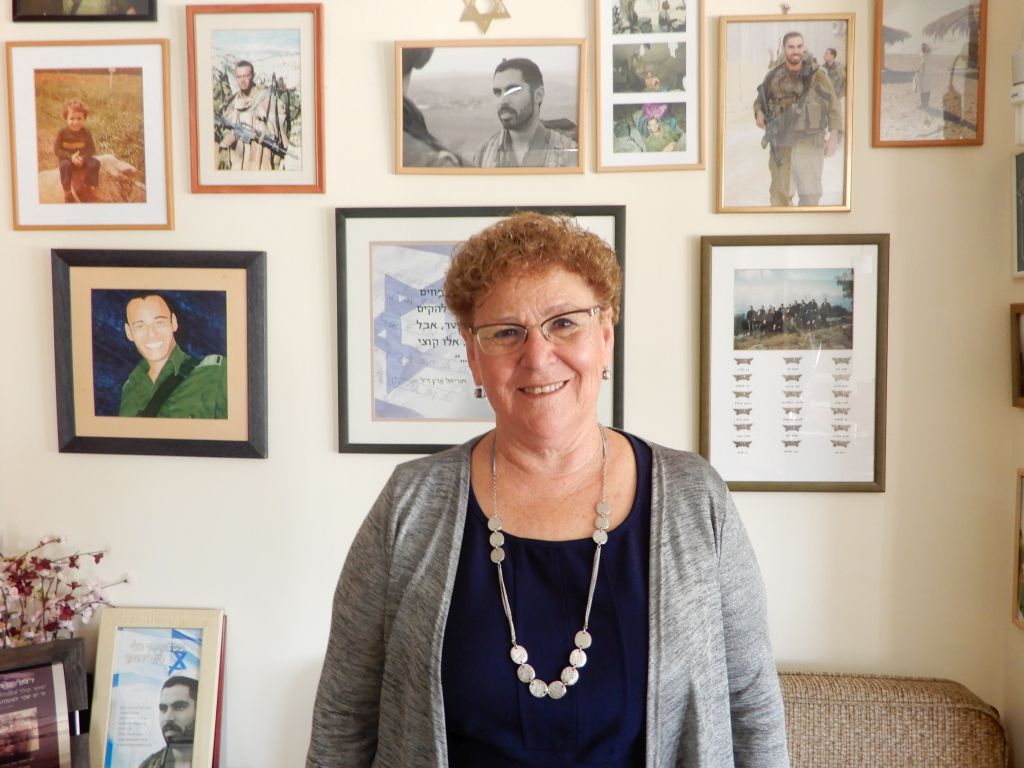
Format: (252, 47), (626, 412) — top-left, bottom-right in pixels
(460, 0), (510, 33)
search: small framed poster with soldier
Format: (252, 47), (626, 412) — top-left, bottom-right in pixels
(717, 13), (854, 213)
(186, 3), (324, 193)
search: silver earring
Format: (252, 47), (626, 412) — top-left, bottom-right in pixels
(601, 367), (611, 381)
(474, 386), (486, 399)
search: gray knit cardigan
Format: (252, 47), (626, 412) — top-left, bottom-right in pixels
(306, 437), (789, 767)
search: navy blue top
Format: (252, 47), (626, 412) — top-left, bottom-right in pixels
(442, 432), (652, 767)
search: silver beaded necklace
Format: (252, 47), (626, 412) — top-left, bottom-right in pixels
(487, 425), (610, 700)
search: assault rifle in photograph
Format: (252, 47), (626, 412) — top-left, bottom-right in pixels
(756, 81), (782, 168)
(214, 113), (290, 159)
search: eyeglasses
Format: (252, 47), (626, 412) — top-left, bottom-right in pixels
(471, 306), (602, 356)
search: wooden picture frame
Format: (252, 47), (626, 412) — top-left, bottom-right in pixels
(1015, 469), (1024, 629)
(13, 0), (156, 21)
(717, 14), (853, 212)
(873, 0), (986, 147)
(51, 249), (268, 458)
(90, 608), (225, 768)
(594, 0), (704, 171)
(1011, 304), (1024, 408)
(337, 206), (625, 453)
(5, 39), (173, 230)
(0, 638), (88, 767)
(187, 3), (324, 193)
(396, 39), (585, 174)
(700, 234), (889, 491)
(1015, 153), (1024, 276)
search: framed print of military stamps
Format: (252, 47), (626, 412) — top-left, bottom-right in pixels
(13, 0), (157, 21)
(396, 40), (585, 174)
(717, 14), (854, 213)
(336, 206), (624, 453)
(5, 40), (173, 230)
(186, 3), (324, 193)
(51, 249), (268, 458)
(90, 608), (225, 768)
(699, 235), (889, 492)
(0, 638), (89, 767)
(873, 0), (986, 147)
(595, 0), (704, 171)
(1011, 304), (1024, 408)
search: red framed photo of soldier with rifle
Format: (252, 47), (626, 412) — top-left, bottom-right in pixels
(186, 3), (324, 194)
(717, 13), (854, 213)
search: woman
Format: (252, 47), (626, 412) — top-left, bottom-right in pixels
(306, 213), (789, 767)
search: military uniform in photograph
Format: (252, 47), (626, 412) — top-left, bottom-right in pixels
(219, 83), (289, 171)
(753, 56), (841, 206)
(119, 344), (227, 419)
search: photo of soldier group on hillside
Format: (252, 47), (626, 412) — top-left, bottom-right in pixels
(733, 267), (854, 350)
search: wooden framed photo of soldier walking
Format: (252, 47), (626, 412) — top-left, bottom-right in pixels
(51, 248), (268, 458)
(186, 3), (324, 193)
(595, 0), (704, 171)
(396, 39), (585, 174)
(13, 0), (157, 22)
(5, 39), (173, 230)
(873, 0), (987, 147)
(699, 234), (889, 492)
(717, 14), (854, 213)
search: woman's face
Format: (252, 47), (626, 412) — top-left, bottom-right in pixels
(462, 266), (614, 446)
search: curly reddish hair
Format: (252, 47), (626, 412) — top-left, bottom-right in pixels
(61, 98), (89, 119)
(443, 212), (622, 328)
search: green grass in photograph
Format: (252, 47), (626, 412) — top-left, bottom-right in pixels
(34, 68), (146, 180)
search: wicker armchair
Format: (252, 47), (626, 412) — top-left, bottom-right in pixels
(780, 672), (1009, 767)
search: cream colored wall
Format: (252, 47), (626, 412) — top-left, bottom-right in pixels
(2, 0), (1022, 765)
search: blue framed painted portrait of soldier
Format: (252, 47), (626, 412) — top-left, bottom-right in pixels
(51, 249), (267, 458)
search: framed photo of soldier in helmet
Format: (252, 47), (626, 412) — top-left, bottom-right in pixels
(717, 14), (854, 213)
(186, 3), (324, 193)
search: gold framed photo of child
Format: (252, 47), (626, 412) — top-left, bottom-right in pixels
(5, 39), (173, 230)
